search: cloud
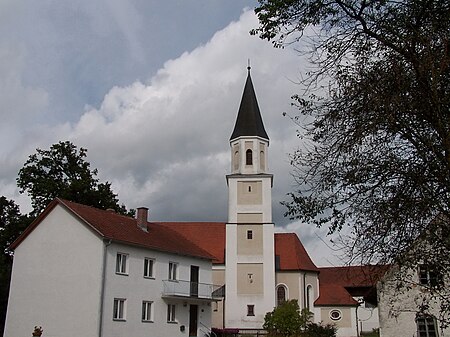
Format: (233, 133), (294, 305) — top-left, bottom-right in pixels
(0, 8), (341, 265)
(57, 10), (303, 222)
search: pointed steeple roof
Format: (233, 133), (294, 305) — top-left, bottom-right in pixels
(230, 67), (269, 140)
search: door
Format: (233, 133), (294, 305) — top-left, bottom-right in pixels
(189, 304), (198, 336)
(190, 265), (199, 297)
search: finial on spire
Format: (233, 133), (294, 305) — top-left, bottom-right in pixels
(247, 59), (251, 72)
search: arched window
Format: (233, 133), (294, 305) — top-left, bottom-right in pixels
(306, 285), (313, 310)
(234, 151), (239, 170)
(246, 149), (253, 165)
(276, 285), (287, 306)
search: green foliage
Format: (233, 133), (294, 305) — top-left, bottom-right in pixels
(303, 322), (337, 337)
(360, 329), (379, 337)
(17, 141), (133, 216)
(263, 300), (336, 337)
(263, 300), (313, 336)
(253, 0), (449, 325)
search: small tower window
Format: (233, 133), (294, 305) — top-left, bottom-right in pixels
(247, 230), (253, 240)
(246, 149), (253, 165)
(247, 305), (255, 316)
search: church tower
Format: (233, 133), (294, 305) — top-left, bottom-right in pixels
(225, 67), (276, 328)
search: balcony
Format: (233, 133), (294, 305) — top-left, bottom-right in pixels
(162, 280), (223, 302)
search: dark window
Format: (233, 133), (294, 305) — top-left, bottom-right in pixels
(247, 305), (255, 316)
(330, 310), (342, 321)
(277, 286), (286, 306)
(247, 230), (253, 240)
(246, 149), (253, 165)
(417, 315), (438, 337)
(419, 265), (440, 287)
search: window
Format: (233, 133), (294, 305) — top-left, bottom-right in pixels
(419, 265), (440, 287)
(142, 301), (153, 322)
(113, 298), (126, 321)
(167, 304), (176, 322)
(306, 285), (313, 310)
(116, 253), (128, 275)
(329, 309), (342, 321)
(248, 273), (253, 283)
(247, 304), (255, 316)
(144, 258), (155, 278)
(417, 315), (438, 337)
(246, 149), (253, 165)
(168, 262), (178, 281)
(277, 285), (286, 306)
(247, 230), (253, 240)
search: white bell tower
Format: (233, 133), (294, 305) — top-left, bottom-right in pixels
(225, 67), (275, 328)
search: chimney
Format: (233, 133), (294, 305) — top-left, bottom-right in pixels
(136, 207), (149, 232)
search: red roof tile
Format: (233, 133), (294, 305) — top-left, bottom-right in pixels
(11, 199), (321, 273)
(315, 284), (358, 306)
(157, 222), (226, 264)
(275, 233), (319, 272)
(11, 199), (215, 260)
(315, 265), (388, 306)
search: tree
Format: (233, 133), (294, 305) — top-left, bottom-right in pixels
(263, 300), (309, 336)
(252, 0), (449, 326)
(17, 141), (133, 216)
(263, 300), (336, 337)
(0, 197), (32, 335)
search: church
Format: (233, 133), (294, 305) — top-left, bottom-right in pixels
(4, 69), (382, 337)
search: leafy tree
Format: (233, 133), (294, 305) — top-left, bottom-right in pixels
(252, 0), (449, 327)
(263, 300), (336, 337)
(0, 197), (32, 335)
(17, 141), (133, 216)
(263, 300), (310, 336)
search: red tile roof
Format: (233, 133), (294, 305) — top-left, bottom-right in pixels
(157, 222), (226, 264)
(160, 224), (319, 272)
(275, 233), (319, 272)
(11, 199), (320, 272)
(315, 265), (388, 306)
(11, 199), (215, 260)
(315, 284), (359, 306)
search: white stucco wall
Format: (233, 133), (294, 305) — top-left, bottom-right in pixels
(3, 205), (104, 337)
(378, 266), (450, 337)
(101, 242), (213, 337)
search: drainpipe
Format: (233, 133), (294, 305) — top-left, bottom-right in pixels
(355, 303), (360, 337)
(98, 239), (112, 337)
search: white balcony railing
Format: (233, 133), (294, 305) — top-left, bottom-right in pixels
(162, 280), (223, 301)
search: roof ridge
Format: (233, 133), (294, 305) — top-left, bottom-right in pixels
(58, 198), (134, 221)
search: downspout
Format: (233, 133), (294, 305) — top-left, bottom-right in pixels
(98, 239), (112, 337)
(355, 303), (360, 337)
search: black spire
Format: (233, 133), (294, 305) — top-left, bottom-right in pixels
(230, 68), (269, 140)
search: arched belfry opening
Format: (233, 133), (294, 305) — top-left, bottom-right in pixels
(246, 149), (253, 165)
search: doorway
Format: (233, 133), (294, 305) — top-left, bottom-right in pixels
(189, 304), (198, 336)
(190, 265), (199, 297)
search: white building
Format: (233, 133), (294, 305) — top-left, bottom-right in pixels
(378, 253), (450, 337)
(4, 201), (218, 337)
(4, 68), (386, 337)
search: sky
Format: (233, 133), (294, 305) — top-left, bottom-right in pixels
(0, 0), (344, 266)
